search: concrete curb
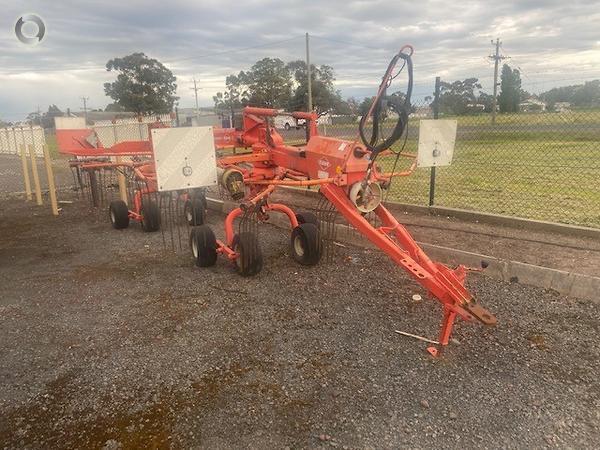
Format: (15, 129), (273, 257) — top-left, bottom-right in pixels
(205, 197), (600, 304)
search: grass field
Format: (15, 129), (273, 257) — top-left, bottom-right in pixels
(45, 133), (60, 159)
(320, 111), (600, 228)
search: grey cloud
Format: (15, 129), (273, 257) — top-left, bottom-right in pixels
(0, 0), (598, 119)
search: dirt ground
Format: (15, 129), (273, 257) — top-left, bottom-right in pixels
(1, 154), (599, 448)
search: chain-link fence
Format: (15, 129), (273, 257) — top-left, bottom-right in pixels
(20, 96), (600, 229)
(286, 94), (600, 228)
(0, 126), (46, 156)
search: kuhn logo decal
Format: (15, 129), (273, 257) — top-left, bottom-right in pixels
(318, 157), (331, 171)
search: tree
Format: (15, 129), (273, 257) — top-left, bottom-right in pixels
(239, 58), (292, 108)
(477, 92), (495, 113)
(214, 58), (348, 114)
(286, 61), (344, 113)
(358, 96), (375, 117)
(104, 52), (178, 114)
(105, 103), (126, 112)
(26, 105), (63, 128)
(498, 64), (522, 113)
(213, 74), (249, 112)
(540, 80), (600, 109)
(213, 58), (292, 110)
(435, 78), (482, 115)
(344, 97), (360, 116)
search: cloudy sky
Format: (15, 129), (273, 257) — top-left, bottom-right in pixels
(1, 0), (599, 120)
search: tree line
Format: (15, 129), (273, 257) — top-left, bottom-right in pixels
(430, 64), (600, 115)
(7, 54), (600, 128)
(212, 58), (350, 115)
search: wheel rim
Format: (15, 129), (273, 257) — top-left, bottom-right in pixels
(293, 235), (305, 257)
(110, 210), (115, 224)
(192, 236), (198, 258)
(186, 208), (193, 223)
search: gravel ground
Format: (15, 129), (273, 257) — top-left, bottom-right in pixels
(1, 188), (599, 449)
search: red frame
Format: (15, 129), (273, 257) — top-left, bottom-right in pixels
(214, 106), (496, 349)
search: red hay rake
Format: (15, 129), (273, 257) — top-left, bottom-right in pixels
(56, 46), (496, 352)
(189, 45), (497, 350)
(56, 118), (219, 233)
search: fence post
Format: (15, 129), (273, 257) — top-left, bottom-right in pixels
(42, 144), (59, 216)
(28, 144), (43, 205)
(429, 76), (441, 207)
(116, 156), (128, 204)
(19, 144), (32, 201)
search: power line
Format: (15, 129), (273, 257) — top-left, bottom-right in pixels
(488, 38), (509, 124)
(190, 78), (202, 121)
(163, 35), (304, 64)
(0, 36), (305, 75)
(80, 96), (89, 123)
(310, 35), (386, 52)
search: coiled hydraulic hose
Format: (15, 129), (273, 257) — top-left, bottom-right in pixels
(359, 45), (414, 163)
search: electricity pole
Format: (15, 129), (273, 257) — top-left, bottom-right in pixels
(80, 96), (89, 124)
(488, 38), (507, 124)
(191, 78), (201, 124)
(305, 32), (313, 112)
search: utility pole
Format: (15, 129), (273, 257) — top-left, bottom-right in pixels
(305, 32), (313, 112)
(80, 96), (89, 124)
(191, 78), (201, 124)
(488, 38), (507, 124)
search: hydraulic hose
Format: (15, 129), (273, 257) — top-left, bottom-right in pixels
(359, 45), (414, 162)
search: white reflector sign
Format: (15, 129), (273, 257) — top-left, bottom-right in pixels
(151, 127), (218, 192)
(417, 119), (457, 168)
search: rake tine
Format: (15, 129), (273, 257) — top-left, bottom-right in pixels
(159, 192), (167, 250)
(167, 192), (175, 251)
(175, 193), (183, 252)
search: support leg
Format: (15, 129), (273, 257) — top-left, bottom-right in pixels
(439, 307), (457, 346)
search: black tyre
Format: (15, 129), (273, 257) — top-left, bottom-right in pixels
(190, 225), (218, 267)
(140, 200), (160, 232)
(290, 222), (322, 266)
(89, 170), (99, 207)
(233, 232), (263, 276)
(109, 200), (129, 229)
(295, 211), (319, 227)
(184, 197), (206, 226)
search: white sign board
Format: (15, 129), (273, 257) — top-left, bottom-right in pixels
(54, 117), (86, 130)
(151, 127), (218, 192)
(417, 119), (457, 168)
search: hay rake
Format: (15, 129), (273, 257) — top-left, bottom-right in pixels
(54, 46), (496, 351)
(188, 45), (496, 351)
(56, 119), (216, 240)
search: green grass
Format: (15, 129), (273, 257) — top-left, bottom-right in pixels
(45, 133), (59, 159)
(302, 113), (600, 228)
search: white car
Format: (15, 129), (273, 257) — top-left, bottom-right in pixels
(274, 116), (299, 130)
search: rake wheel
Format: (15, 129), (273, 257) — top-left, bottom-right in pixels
(190, 225), (218, 267)
(141, 200), (160, 232)
(290, 222), (322, 266)
(184, 197), (206, 226)
(109, 200), (129, 229)
(233, 232), (263, 276)
(295, 211), (319, 227)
